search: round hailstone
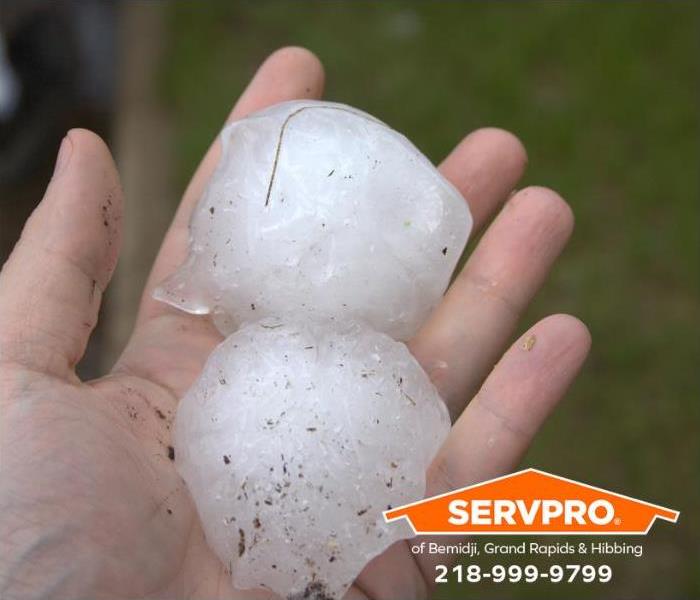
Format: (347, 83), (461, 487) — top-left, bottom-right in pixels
(154, 100), (472, 340)
(174, 317), (450, 599)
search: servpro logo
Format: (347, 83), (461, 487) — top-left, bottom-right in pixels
(383, 469), (679, 535)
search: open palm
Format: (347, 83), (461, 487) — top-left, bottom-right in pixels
(0, 48), (590, 600)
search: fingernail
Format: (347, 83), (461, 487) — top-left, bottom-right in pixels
(52, 134), (73, 178)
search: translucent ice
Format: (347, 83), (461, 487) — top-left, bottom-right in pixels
(154, 100), (471, 340)
(174, 318), (450, 599)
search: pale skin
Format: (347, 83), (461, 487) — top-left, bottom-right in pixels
(0, 48), (591, 599)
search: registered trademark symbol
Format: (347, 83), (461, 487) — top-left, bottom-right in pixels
(614, 517), (622, 525)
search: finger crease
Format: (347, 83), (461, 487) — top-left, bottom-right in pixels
(460, 271), (522, 319)
(472, 392), (531, 438)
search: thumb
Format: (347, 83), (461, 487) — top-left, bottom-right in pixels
(0, 129), (123, 379)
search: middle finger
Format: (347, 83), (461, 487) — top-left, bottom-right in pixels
(410, 186), (575, 418)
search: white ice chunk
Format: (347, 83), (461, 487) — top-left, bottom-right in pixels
(174, 317), (450, 599)
(154, 100), (471, 340)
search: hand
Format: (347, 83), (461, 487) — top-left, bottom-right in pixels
(0, 47), (590, 600)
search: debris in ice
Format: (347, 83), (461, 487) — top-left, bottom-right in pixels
(154, 100), (471, 340)
(173, 317), (450, 599)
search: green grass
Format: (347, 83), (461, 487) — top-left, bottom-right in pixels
(160, 2), (699, 597)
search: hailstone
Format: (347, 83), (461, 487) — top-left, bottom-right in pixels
(154, 100), (471, 340)
(174, 317), (450, 599)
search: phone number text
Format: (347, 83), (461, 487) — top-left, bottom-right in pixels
(435, 563), (612, 584)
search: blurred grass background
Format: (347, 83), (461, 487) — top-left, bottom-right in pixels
(159, 2), (699, 598)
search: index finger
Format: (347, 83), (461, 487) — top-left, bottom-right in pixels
(137, 46), (325, 324)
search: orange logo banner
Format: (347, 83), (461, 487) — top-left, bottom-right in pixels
(384, 469), (679, 535)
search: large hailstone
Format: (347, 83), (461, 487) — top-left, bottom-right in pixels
(154, 100), (471, 340)
(174, 317), (450, 599)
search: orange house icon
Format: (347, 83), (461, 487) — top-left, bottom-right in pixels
(384, 469), (679, 535)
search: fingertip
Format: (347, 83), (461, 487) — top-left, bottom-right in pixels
(550, 313), (592, 353)
(61, 128), (122, 200)
(232, 46), (325, 121)
(264, 46), (325, 92)
(508, 185), (575, 244)
(65, 128), (114, 170)
(527, 313), (592, 364)
(66, 127), (110, 153)
(440, 127), (528, 232)
(469, 127), (528, 175)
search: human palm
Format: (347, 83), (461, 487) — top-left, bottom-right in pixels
(0, 48), (590, 600)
